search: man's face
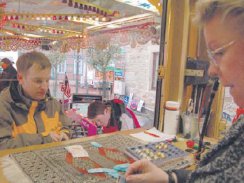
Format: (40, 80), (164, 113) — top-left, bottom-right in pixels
(18, 64), (51, 101)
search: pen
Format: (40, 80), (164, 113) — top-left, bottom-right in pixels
(144, 131), (160, 138)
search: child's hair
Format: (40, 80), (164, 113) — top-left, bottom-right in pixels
(87, 101), (107, 119)
(87, 100), (126, 129)
(106, 100), (125, 129)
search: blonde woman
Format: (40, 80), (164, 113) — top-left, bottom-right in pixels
(125, 1), (244, 182)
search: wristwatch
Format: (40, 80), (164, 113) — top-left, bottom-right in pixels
(166, 170), (176, 183)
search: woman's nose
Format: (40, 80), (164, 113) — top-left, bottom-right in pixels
(208, 63), (219, 78)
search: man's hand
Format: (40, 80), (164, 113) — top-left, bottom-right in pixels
(49, 132), (69, 142)
(125, 159), (169, 183)
(49, 132), (62, 142)
(59, 131), (69, 141)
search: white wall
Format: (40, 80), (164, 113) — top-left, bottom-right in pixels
(124, 42), (160, 111)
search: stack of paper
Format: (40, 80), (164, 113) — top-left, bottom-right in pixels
(130, 127), (175, 142)
(65, 145), (89, 158)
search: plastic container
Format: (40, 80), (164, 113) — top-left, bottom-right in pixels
(163, 101), (180, 135)
(181, 113), (204, 139)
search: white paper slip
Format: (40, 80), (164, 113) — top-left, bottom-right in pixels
(130, 127), (176, 142)
(65, 145), (89, 158)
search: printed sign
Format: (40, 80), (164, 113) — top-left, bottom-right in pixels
(114, 68), (124, 77)
(122, 96), (129, 105)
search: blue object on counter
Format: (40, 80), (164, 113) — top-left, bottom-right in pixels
(113, 163), (129, 172)
(90, 141), (103, 148)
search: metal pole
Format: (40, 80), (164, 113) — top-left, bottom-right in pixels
(154, 0), (168, 129)
(75, 52), (80, 94)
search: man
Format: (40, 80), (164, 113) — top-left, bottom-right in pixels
(0, 58), (17, 93)
(0, 51), (72, 149)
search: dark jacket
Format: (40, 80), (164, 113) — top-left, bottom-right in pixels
(0, 64), (17, 92)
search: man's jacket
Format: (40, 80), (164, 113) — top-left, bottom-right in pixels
(0, 82), (72, 149)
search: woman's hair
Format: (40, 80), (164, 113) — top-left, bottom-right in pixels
(87, 101), (107, 119)
(16, 51), (51, 73)
(194, 0), (244, 33)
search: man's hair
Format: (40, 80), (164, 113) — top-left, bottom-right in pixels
(194, 0), (244, 33)
(87, 101), (107, 119)
(16, 51), (51, 73)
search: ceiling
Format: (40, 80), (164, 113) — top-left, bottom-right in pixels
(0, 0), (162, 51)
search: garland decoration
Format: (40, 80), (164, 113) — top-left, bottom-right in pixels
(2, 13), (110, 22)
(0, 0), (6, 29)
(62, 0), (120, 17)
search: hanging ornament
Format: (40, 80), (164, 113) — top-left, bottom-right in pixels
(0, 2), (7, 28)
(62, 0), (117, 18)
(68, 0), (73, 7)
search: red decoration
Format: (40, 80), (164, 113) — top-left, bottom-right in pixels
(3, 15), (8, 21)
(98, 147), (134, 164)
(186, 140), (195, 148)
(232, 107), (244, 124)
(61, 73), (71, 98)
(0, 10), (7, 28)
(0, 1), (6, 8)
(65, 153), (106, 178)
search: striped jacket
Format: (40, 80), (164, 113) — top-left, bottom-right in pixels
(0, 82), (72, 149)
(188, 114), (244, 182)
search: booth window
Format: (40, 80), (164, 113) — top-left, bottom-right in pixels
(57, 61), (66, 73)
(73, 58), (83, 75)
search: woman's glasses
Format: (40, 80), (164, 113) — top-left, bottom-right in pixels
(207, 40), (235, 66)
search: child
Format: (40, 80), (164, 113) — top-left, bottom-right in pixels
(87, 99), (140, 133)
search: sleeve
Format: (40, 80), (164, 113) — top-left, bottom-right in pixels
(173, 169), (191, 183)
(56, 101), (72, 136)
(0, 133), (52, 150)
(120, 113), (134, 130)
(0, 98), (52, 150)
